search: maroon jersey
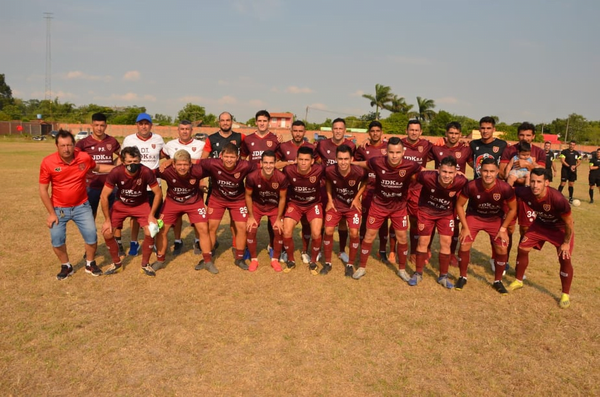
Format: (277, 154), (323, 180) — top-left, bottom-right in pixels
(368, 157), (421, 211)
(429, 143), (472, 172)
(75, 135), (121, 188)
(326, 164), (366, 210)
(501, 144), (546, 167)
(417, 171), (468, 217)
(245, 168), (289, 209)
(201, 158), (256, 201)
(460, 178), (516, 218)
(515, 186), (571, 228)
(240, 132), (279, 163)
(354, 141), (387, 188)
(156, 164), (205, 204)
(283, 164), (325, 206)
(105, 165), (158, 207)
(276, 140), (315, 163)
(402, 138), (433, 167)
(315, 138), (356, 166)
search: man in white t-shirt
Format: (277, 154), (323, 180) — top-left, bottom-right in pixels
(160, 120), (206, 255)
(122, 112), (165, 255)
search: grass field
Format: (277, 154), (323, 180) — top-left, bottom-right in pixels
(1, 138), (599, 395)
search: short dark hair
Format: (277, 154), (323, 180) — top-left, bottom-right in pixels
(179, 120), (192, 126)
(292, 120), (305, 128)
(517, 122), (536, 134)
(298, 146), (314, 157)
(91, 112), (107, 122)
(480, 157), (498, 167)
(440, 155), (457, 168)
(55, 129), (75, 145)
(121, 146), (141, 160)
(517, 142), (531, 152)
(569, 140), (577, 144)
(222, 143), (239, 155)
(387, 136), (403, 147)
(531, 167), (549, 180)
(544, 141), (552, 145)
(368, 121), (382, 130)
(336, 144), (353, 157)
(255, 110), (271, 120)
(332, 118), (346, 126)
(407, 119), (421, 129)
(479, 116), (496, 126)
(261, 150), (276, 161)
(446, 121), (462, 132)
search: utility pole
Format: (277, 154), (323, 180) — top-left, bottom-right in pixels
(44, 12), (53, 101)
(304, 106), (309, 123)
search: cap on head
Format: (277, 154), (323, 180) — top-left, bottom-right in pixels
(136, 113), (152, 123)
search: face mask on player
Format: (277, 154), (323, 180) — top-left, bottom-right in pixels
(126, 163), (141, 174)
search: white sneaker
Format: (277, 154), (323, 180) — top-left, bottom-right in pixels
(301, 252), (310, 264)
(352, 267), (366, 280)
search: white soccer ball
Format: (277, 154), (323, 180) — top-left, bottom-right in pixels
(572, 199), (581, 207)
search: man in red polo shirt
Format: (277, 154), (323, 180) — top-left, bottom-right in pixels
(39, 130), (115, 280)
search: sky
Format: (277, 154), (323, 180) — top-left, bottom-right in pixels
(2, 0), (599, 125)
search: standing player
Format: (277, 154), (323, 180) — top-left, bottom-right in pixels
(588, 148), (600, 203)
(557, 140), (582, 203)
(455, 158), (517, 293)
(39, 130), (115, 279)
(201, 111), (244, 159)
(154, 150), (214, 273)
(408, 156), (468, 288)
(122, 113), (165, 256)
(245, 150), (289, 272)
(352, 137), (421, 280)
(281, 146), (326, 274)
(470, 116), (508, 179)
(161, 120), (205, 255)
(323, 145), (367, 276)
(544, 141), (557, 183)
(511, 168), (575, 308)
(202, 143), (257, 271)
(354, 121), (389, 262)
(100, 146), (163, 276)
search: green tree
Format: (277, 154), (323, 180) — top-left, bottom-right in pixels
(383, 95), (413, 114)
(0, 74), (13, 110)
(202, 113), (218, 127)
(426, 110), (454, 136)
(245, 117), (256, 127)
(362, 84), (394, 120)
(414, 96), (436, 122)
(111, 106), (147, 125)
(154, 113), (173, 126)
(381, 112), (409, 135)
(177, 103), (206, 124)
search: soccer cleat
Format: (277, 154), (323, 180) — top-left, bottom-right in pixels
(283, 260), (296, 273)
(205, 261), (219, 274)
(591, 199), (594, 204)
(268, 245), (274, 259)
(492, 281), (509, 295)
(151, 261), (165, 272)
(173, 241), (183, 256)
(345, 264), (354, 277)
(455, 277), (468, 291)
(338, 252), (350, 264)
(56, 265), (74, 280)
(280, 251), (288, 263)
(301, 252), (310, 264)
(117, 243), (126, 258)
(408, 272), (423, 286)
(271, 259), (283, 272)
(249, 259), (259, 272)
(437, 275), (454, 289)
(559, 293), (571, 309)
(140, 265), (156, 277)
(569, 197), (573, 204)
(396, 269), (410, 282)
(378, 251), (388, 263)
(309, 262), (319, 275)
(320, 263), (332, 275)
(194, 241), (202, 255)
(129, 241), (140, 256)
(104, 263), (123, 275)
(508, 279), (524, 291)
(85, 261), (102, 277)
(235, 259), (249, 271)
(352, 267), (366, 280)
(194, 260), (206, 271)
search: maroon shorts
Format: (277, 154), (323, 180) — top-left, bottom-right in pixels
(111, 201), (151, 229)
(325, 207), (361, 229)
(207, 197), (248, 223)
(417, 211), (455, 236)
(251, 204), (280, 229)
(407, 187), (421, 217)
(517, 199), (537, 227)
(463, 215), (506, 247)
(519, 222), (574, 253)
(285, 202), (323, 223)
(366, 204), (408, 231)
(160, 198), (207, 225)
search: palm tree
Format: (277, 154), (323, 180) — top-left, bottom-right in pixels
(383, 95), (414, 114)
(416, 96), (436, 122)
(362, 84), (394, 120)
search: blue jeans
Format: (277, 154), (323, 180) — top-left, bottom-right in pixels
(50, 201), (97, 247)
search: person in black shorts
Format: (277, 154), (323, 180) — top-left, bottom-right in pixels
(544, 141), (557, 182)
(588, 148), (600, 203)
(558, 140), (581, 203)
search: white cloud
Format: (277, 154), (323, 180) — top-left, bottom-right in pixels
(64, 71), (112, 82)
(350, 90), (364, 97)
(104, 92), (156, 102)
(218, 96), (238, 105)
(308, 103), (327, 110)
(218, 80), (230, 86)
(270, 87), (280, 93)
(285, 86), (313, 94)
(388, 55), (433, 66)
(123, 70), (141, 81)
(178, 95), (207, 103)
(30, 90), (78, 99)
(436, 96), (459, 105)
(249, 99), (267, 107)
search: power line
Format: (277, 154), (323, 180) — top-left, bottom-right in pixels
(44, 12), (53, 101)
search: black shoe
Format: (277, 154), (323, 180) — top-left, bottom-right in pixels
(85, 261), (102, 277)
(320, 263), (332, 275)
(345, 264), (354, 277)
(283, 261), (296, 273)
(309, 262), (319, 275)
(455, 276), (467, 290)
(56, 265), (74, 280)
(235, 259), (249, 270)
(195, 260), (206, 271)
(569, 198), (573, 204)
(591, 199), (594, 204)
(194, 241), (202, 255)
(173, 241), (183, 256)
(493, 280), (509, 295)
